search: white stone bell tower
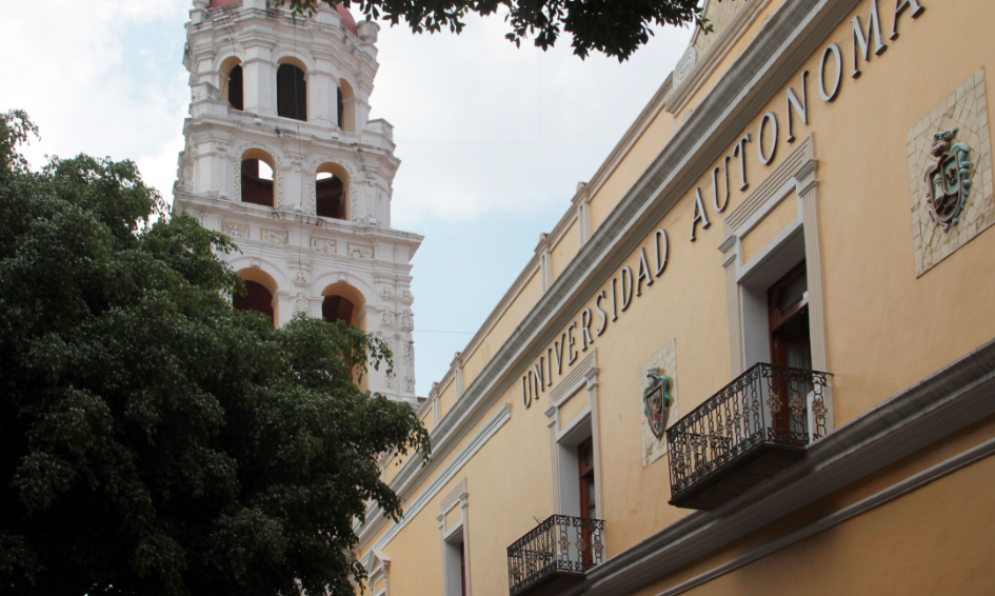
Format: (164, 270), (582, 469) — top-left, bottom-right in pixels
(172, 0), (421, 405)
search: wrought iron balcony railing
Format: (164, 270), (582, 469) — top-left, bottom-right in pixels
(666, 363), (832, 510)
(507, 515), (605, 596)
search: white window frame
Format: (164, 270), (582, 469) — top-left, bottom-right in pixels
(437, 479), (470, 596)
(545, 349), (604, 521)
(718, 135), (833, 436)
(369, 549), (390, 596)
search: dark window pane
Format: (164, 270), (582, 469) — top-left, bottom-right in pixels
(277, 63), (307, 121)
(316, 175), (346, 219)
(228, 64), (243, 110)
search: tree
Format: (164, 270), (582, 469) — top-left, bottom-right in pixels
(0, 111), (429, 596)
(282, 0), (720, 61)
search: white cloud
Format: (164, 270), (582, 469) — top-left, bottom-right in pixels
(0, 0), (189, 202)
(373, 15), (693, 228)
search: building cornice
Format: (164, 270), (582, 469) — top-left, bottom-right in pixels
(665, 0), (774, 119)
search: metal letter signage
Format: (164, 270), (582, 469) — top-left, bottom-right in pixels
(643, 374), (673, 440)
(924, 128), (972, 230)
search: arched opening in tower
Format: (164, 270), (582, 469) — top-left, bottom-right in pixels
(316, 172), (346, 219)
(337, 87), (344, 129)
(241, 158), (275, 206)
(234, 280), (274, 326)
(322, 295), (356, 326)
(338, 79), (355, 132)
(227, 65), (243, 110)
(277, 63), (307, 121)
(221, 57), (244, 111)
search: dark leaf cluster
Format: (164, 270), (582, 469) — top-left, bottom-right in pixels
(0, 112), (429, 596)
(280, 0), (713, 61)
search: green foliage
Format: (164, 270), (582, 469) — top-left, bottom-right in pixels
(0, 111), (430, 596)
(278, 0), (713, 62)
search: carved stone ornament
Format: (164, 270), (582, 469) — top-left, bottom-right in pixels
(337, 272), (349, 284)
(311, 237), (336, 254)
(643, 374), (673, 440)
(381, 311), (395, 327)
(349, 243), (374, 259)
(924, 128), (973, 230)
(399, 289), (414, 305)
(221, 221), (249, 239)
(261, 229), (288, 244)
(405, 377), (415, 393)
(379, 285), (394, 299)
(294, 292), (308, 314)
(400, 309), (413, 331)
(249, 258), (262, 269)
(291, 269), (309, 288)
(673, 47), (697, 87)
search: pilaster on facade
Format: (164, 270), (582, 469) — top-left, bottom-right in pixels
(572, 181), (592, 246)
(451, 352), (464, 399)
(535, 233), (553, 292)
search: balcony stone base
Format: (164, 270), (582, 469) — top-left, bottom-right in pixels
(669, 442), (806, 510)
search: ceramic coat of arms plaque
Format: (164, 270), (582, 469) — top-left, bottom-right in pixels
(643, 374), (673, 440)
(923, 128), (972, 230)
(907, 69), (994, 277)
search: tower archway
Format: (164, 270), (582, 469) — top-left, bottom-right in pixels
(234, 267), (279, 327)
(315, 162), (349, 220)
(220, 56), (243, 111)
(338, 78), (356, 132)
(320, 281), (366, 331)
(277, 57), (307, 121)
(240, 148), (276, 207)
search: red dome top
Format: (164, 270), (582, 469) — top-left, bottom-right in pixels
(337, 5), (358, 35)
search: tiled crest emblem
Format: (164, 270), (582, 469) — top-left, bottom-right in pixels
(643, 374), (673, 440)
(923, 129), (972, 230)
(907, 68), (994, 276)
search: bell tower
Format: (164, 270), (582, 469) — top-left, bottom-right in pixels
(173, 0), (422, 405)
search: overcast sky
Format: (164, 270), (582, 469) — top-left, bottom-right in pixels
(0, 0), (692, 397)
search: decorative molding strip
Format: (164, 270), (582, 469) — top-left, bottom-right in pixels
(565, 335), (995, 596)
(358, 404), (511, 558)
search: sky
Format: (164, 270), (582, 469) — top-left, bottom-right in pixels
(0, 0), (692, 397)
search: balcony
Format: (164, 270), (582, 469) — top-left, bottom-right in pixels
(666, 363), (832, 510)
(507, 515), (605, 596)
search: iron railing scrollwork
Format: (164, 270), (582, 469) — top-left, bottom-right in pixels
(507, 515), (605, 596)
(666, 363), (832, 501)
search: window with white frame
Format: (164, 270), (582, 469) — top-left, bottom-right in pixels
(719, 135), (833, 436)
(438, 479), (470, 596)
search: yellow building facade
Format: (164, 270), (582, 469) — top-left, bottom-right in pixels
(358, 0), (995, 594)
